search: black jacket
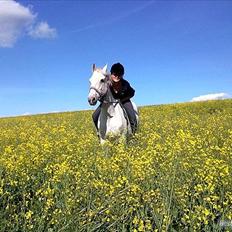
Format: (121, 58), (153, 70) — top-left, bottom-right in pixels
(110, 79), (135, 102)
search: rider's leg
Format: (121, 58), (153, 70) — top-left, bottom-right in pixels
(92, 105), (101, 130)
(122, 100), (137, 134)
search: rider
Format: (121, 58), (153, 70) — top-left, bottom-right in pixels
(92, 62), (137, 134)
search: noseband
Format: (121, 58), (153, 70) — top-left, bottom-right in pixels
(90, 86), (104, 99)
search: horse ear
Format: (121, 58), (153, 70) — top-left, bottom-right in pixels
(92, 64), (96, 72)
(102, 64), (108, 74)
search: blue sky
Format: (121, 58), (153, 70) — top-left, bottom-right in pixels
(0, 0), (232, 117)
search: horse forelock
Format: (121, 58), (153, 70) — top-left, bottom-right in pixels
(93, 66), (108, 75)
(95, 68), (102, 72)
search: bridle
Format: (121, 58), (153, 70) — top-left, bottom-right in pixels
(89, 77), (119, 106)
(89, 86), (105, 100)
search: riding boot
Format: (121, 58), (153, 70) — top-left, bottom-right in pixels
(122, 100), (137, 134)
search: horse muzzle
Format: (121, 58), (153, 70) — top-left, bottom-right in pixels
(88, 96), (97, 106)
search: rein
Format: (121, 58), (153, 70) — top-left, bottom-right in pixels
(102, 98), (120, 106)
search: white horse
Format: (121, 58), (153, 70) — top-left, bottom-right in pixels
(88, 64), (138, 143)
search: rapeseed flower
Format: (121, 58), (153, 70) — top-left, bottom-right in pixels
(0, 100), (231, 231)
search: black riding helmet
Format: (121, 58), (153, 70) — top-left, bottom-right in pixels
(110, 63), (124, 77)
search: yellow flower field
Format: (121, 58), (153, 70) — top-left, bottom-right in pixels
(0, 99), (232, 231)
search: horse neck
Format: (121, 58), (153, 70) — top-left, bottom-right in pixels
(105, 86), (115, 102)
(102, 86), (122, 115)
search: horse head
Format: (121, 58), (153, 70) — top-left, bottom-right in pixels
(88, 64), (109, 105)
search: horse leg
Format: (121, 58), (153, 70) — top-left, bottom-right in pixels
(100, 137), (106, 144)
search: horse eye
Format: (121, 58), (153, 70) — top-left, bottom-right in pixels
(100, 79), (105, 83)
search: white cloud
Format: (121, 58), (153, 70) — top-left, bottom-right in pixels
(191, 93), (231, 102)
(0, 0), (35, 47)
(28, 21), (57, 39)
(22, 112), (31, 116)
(0, 0), (57, 48)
